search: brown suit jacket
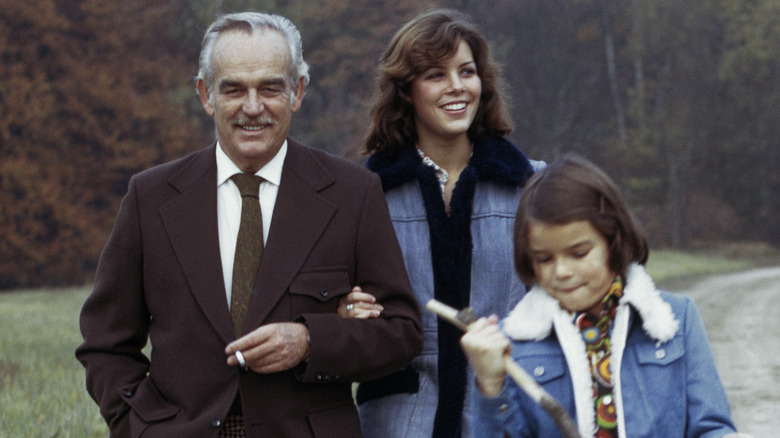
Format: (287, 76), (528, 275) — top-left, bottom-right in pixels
(76, 140), (423, 437)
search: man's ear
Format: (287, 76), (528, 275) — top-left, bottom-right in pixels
(197, 79), (215, 116)
(290, 77), (305, 113)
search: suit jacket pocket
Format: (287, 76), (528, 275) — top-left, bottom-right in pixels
(289, 267), (351, 314)
(121, 377), (180, 424)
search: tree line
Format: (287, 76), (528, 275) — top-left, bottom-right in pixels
(1, 0), (778, 290)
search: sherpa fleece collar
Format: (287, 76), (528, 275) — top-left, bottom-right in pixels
(502, 263), (680, 437)
(502, 263), (679, 343)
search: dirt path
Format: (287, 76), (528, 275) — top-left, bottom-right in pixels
(672, 266), (780, 438)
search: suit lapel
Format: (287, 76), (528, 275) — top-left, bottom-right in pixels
(160, 145), (234, 344)
(244, 141), (337, 328)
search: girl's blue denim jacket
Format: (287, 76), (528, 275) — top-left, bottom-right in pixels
(473, 264), (738, 438)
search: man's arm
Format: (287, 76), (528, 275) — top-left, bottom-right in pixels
(298, 173), (423, 382)
(75, 177), (150, 434)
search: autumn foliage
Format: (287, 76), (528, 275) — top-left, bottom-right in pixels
(1, 0), (779, 290)
(0, 0), (207, 289)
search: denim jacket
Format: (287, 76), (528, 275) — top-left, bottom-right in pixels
(357, 139), (542, 438)
(473, 264), (738, 438)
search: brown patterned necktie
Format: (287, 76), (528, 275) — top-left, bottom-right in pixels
(230, 173), (264, 337)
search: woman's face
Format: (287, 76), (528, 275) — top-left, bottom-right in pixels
(410, 40), (481, 145)
(527, 219), (617, 313)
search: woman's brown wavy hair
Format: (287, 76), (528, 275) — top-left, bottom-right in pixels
(364, 9), (512, 157)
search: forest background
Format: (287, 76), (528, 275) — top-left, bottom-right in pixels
(1, 0), (778, 290)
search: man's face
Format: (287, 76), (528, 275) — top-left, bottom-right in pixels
(198, 29), (304, 172)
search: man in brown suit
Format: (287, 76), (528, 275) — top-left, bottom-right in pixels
(76, 12), (422, 437)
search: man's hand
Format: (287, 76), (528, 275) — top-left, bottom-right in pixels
(225, 322), (310, 373)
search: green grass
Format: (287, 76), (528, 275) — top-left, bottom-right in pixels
(647, 242), (780, 289)
(647, 249), (753, 282)
(1, 244), (777, 436)
(0, 286), (108, 438)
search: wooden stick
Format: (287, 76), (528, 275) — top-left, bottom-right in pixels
(426, 299), (583, 438)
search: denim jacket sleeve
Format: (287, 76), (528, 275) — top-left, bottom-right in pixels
(621, 293), (737, 437)
(472, 378), (527, 438)
(680, 297), (737, 437)
(471, 339), (576, 438)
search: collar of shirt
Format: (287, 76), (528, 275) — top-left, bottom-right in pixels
(216, 140), (287, 187)
(416, 147), (449, 196)
(216, 141), (286, 305)
(416, 146), (474, 196)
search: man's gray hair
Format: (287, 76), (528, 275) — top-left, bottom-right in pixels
(197, 12), (310, 103)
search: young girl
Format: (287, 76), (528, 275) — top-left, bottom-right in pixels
(461, 155), (745, 437)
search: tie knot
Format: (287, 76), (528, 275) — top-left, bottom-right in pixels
(231, 173), (263, 198)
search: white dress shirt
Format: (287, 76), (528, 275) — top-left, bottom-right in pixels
(216, 141), (286, 308)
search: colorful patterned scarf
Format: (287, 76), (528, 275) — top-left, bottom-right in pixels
(572, 275), (624, 438)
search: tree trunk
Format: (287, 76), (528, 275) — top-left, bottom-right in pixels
(600, 0), (627, 143)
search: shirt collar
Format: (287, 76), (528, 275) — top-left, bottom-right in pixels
(216, 140), (287, 187)
(416, 147), (449, 194)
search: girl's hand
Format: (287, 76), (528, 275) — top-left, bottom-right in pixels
(461, 315), (510, 397)
(337, 286), (383, 319)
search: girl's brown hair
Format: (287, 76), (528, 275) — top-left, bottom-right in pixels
(364, 9), (512, 156)
(513, 155), (649, 285)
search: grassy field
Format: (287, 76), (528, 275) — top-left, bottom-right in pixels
(1, 244), (778, 436)
(0, 286), (108, 437)
(646, 242), (780, 289)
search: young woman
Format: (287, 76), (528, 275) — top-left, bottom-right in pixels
(461, 155), (746, 438)
(338, 8), (543, 438)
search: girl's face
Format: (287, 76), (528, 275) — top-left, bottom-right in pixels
(527, 219), (617, 313)
(410, 40), (481, 145)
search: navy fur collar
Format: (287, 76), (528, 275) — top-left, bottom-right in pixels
(367, 137), (534, 191)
